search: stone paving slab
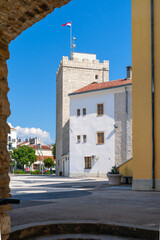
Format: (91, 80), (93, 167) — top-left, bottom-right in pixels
(9, 175), (160, 234)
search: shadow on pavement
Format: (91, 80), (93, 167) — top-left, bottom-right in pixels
(12, 190), (92, 209)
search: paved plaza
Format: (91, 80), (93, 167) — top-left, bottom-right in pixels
(9, 175), (160, 235)
(26, 234), (145, 240)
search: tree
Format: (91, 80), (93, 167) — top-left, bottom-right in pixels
(44, 157), (55, 169)
(11, 146), (37, 171)
(10, 160), (15, 174)
(52, 143), (56, 159)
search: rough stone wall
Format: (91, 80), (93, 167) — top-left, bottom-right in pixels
(62, 57), (109, 159)
(127, 90), (132, 160)
(0, 44), (12, 240)
(114, 87), (132, 166)
(56, 66), (63, 175)
(0, 0), (71, 238)
(61, 57), (109, 127)
(0, 0), (70, 45)
(56, 56), (109, 174)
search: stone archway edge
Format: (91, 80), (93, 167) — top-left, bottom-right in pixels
(0, 0), (71, 44)
(8, 222), (159, 240)
(0, 0), (71, 238)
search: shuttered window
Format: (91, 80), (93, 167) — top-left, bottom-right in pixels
(97, 104), (104, 116)
(84, 157), (91, 169)
(77, 109), (80, 116)
(97, 132), (104, 144)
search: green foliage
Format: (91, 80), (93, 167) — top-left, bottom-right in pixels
(109, 166), (119, 174)
(46, 170), (53, 175)
(14, 170), (27, 174)
(16, 163), (23, 170)
(30, 170), (42, 175)
(11, 145), (37, 170)
(10, 161), (15, 167)
(44, 157), (55, 169)
(52, 143), (56, 159)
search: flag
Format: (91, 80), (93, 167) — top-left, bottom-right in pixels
(61, 22), (71, 28)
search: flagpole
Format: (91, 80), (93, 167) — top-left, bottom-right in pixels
(70, 21), (72, 57)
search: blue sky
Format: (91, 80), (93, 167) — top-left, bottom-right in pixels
(7, 0), (131, 144)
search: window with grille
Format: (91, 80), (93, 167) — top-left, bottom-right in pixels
(77, 109), (80, 116)
(77, 135), (81, 143)
(84, 157), (91, 169)
(97, 104), (104, 116)
(97, 132), (104, 144)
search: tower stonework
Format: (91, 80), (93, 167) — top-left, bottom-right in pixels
(56, 52), (109, 175)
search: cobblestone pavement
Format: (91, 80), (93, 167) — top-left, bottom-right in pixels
(9, 175), (160, 234)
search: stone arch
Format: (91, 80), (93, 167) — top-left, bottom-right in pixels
(0, 0), (70, 238)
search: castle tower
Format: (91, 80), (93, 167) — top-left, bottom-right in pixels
(56, 52), (109, 175)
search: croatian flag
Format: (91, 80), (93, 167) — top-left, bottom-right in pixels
(61, 22), (71, 28)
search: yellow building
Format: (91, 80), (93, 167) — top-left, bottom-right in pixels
(132, 0), (160, 190)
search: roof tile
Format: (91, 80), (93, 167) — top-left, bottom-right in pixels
(70, 78), (132, 95)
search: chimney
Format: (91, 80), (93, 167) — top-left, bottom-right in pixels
(126, 66), (132, 79)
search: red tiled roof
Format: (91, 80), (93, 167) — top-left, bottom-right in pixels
(17, 142), (28, 146)
(30, 145), (39, 149)
(37, 155), (55, 161)
(10, 127), (16, 130)
(48, 144), (53, 148)
(41, 145), (51, 150)
(30, 145), (52, 150)
(69, 79), (132, 95)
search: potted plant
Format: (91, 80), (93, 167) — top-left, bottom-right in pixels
(107, 166), (122, 185)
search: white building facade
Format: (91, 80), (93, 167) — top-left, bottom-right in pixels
(69, 89), (114, 177)
(31, 144), (54, 171)
(56, 52), (109, 175)
(7, 127), (17, 153)
(66, 76), (132, 177)
(17, 137), (55, 171)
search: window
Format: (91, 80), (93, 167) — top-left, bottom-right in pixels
(97, 104), (104, 116)
(83, 108), (86, 116)
(9, 144), (12, 150)
(95, 74), (98, 79)
(77, 135), (81, 143)
(83, 135), (87, 143)
(84, 157), (91, 169)
(97, 132), (104, 144)
(77, 109), (80, 117)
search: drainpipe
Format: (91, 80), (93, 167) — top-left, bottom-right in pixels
(125, 87), (128, 162)
(151, 0), (155, 189)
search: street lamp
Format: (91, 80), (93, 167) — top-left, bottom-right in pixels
(37, 149), (43, 175)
